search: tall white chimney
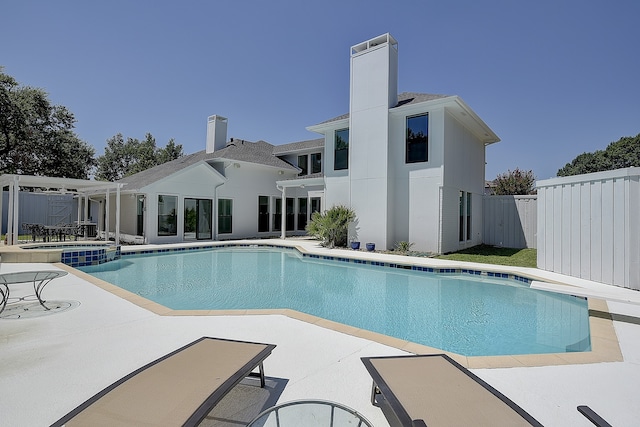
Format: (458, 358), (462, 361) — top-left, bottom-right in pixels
(206, 115), (228, 153)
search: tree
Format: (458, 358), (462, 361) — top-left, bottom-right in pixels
(557, 133), (640, 177)
(0, 67), (95, 178)
(157, 138), (182, 164)
(95, 133), (183, 181)
(493, 168), (536, 195)
(306, 205), (356, 248)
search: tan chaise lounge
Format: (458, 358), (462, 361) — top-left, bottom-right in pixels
(51, 337), (276, 427)
(361, 354), (543, 427)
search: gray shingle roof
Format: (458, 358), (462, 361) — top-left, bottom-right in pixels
(317, 92), (450, 124)
(116, 150), (217, 190)
(272, 138), (324, 155)
(118, 139), (298, 191)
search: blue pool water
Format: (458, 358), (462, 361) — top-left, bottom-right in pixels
(79, 247), (591, 357)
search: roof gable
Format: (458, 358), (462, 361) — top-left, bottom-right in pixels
(313, 92), (451, 125)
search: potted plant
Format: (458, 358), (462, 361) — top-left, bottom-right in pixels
(366, 242), (375, 251)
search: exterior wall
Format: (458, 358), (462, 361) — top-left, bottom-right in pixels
(216, 163), (297, 239)
(321, 126), (351, 210)
(483, 195), (537, 249)
(537, 168), (640, 290)
(105, 194), (138, 236)
(440, 110), (486, 253)
(387, 106), (444, 253)
(137, 163), (226, 244)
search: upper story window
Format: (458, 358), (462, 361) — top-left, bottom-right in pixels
(334, 128), (349, 170)
(311, 152), (322, 174)
(406, 114), (428, 163)
(298, 155), (308, 176)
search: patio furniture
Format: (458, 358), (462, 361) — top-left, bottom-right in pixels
(0, 270), (68, 314)
(361, 354), (543, 427)
(247, 399), (374, 427)
(578, 405), (612, 427)
(50, 337), (276, 427)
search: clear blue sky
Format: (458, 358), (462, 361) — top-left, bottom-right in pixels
(3, 0), (639, 180)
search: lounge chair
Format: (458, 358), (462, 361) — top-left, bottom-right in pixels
(361, 354), (543, 427)
(51, 337), (276, 427)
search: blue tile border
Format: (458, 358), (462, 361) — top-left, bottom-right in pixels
(60, 245), (122, 268)
(116, 243), (535, 286)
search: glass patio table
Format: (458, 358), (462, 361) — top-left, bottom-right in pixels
(0, 270), (68, 315)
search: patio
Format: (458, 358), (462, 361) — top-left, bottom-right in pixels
(1, 240), (639, 426)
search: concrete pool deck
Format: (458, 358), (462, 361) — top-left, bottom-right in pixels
(1, 239), (640, 426)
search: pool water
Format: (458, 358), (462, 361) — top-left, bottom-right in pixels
(79, 247), (591, 356)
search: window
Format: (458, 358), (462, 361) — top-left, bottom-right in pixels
(136, 195), (144, 236)
(311, 152), (322, 174)
(459, 191), (472, 242)
(297, 198), (307, 231)
(310, 197), (321, 215)
(157, 195), (177, 236)
(406, 114), (428, 163)
(218, 199), (232, 234)
(273, 198), (282, 232)
(258, 196), (269, 232)
(298, 154), (308, 176)
(334, 128), (349, 170)
(184, 198), (212, 240)
(285, 198), (295, 231)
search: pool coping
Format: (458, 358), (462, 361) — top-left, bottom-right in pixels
(56, 241), (624, 369)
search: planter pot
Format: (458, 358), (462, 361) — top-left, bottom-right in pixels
(366, 243), (375, 251)
(350, 241), (360, 250)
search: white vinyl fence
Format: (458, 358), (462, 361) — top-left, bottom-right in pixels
(537, 167), (640, 290)
(483, 195), (537, 249)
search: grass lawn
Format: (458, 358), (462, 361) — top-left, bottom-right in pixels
(436, 244), (537, 268)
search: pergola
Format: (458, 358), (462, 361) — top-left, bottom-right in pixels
(0, 174), (124, 245)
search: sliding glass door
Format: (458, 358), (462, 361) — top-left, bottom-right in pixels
(184, 198), (212, 240)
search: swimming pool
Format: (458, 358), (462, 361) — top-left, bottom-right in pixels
(79, 246), (591, 357)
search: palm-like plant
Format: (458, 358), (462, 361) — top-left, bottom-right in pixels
(306, 205), (355, 248)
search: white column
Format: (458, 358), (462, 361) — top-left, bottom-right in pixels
(76, 196), (82, 226)
(105, 189), (110, 240)
(115, 184), (121, 244)
(10, 176), (20, 245)
(280, 186), (286, 239)
(7, 179), (14, 245)
(0, 183), (4, 243)
(83, 194), (89, 238)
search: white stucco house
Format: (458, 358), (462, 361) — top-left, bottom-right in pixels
(96, 33), (499, 253)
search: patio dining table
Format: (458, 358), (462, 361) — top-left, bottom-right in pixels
(0, 270), (68, 315)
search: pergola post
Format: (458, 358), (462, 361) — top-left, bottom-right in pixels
(105, 189), (110, 240)
(10, 176), (20, 245)
(115, 184), (121, 245)
(7, 179), (14, 245)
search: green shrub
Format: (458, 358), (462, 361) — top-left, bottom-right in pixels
(306, 205), (356, 248)
(395, 241), (415, 253)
